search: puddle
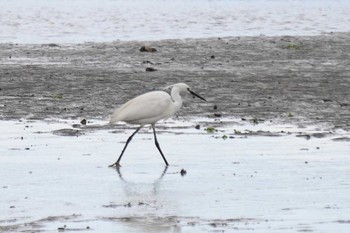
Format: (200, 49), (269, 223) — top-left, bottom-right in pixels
(0, 118), (350, 232)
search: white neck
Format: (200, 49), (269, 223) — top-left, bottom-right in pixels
(171, 86), (183, 111)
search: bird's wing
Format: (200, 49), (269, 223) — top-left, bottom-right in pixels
(110, 91), (172, 124)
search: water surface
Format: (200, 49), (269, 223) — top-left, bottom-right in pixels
(1, 0), (350, 43)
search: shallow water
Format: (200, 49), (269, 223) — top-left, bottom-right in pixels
(1, 0), (350, 43)
(1, 119), (350, 232)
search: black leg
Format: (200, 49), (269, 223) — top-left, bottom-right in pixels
(152, 124), (169, 166)
(109, 126), (142, 167)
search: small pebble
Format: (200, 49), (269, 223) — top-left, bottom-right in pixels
(180, 169), (187, 176)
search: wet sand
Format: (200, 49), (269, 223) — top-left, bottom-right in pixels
(1, 33), (350, 130)
(1, 119), (350, 233)
(1, 34), (350, 232)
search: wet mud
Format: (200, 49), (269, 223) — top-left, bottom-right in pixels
(1, 34), (350, 233)
(1, 33), (350, 131)
(1, 118), (350, 232)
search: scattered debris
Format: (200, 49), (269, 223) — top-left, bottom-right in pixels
(103, 202), (132, 208)
(296, 134), (311, 140)
(52, 94), (63, 100)
(72, 124), (81, 128)
(142, 60), (154, 64)
(205, 126), (216, 133)
(57, 224), (90, 232)
(52, 129), (83, 137)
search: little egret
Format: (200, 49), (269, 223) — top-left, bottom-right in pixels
(109, 83), (206, 167)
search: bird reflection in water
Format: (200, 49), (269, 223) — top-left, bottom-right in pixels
(111, 166), (182, 233)
(114, 166), (168, 196)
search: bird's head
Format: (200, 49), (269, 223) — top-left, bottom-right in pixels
(164, 83), (206, 101)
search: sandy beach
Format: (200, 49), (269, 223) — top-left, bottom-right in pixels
(1, 33), (350, 232)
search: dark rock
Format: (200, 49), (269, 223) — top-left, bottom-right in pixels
(146, 67), (157, 72)
(45, 43), (60, 47)
(140, 46), (157, 52)
(142, 60), (154, 64)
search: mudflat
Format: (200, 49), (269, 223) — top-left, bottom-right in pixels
(1, 33), (350, 232)
(1, 33), (349, 130)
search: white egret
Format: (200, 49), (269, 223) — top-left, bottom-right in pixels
(109, 83), (206, 167)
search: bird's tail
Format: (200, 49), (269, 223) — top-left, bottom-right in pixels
(110, 105), (123, 124)
(110, 113), (120, 124)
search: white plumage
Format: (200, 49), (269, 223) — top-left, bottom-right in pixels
(110, 91), (175, 125)
(109, 82), (206, 167)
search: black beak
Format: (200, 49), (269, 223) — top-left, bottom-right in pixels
(189, 89), (207, 101)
